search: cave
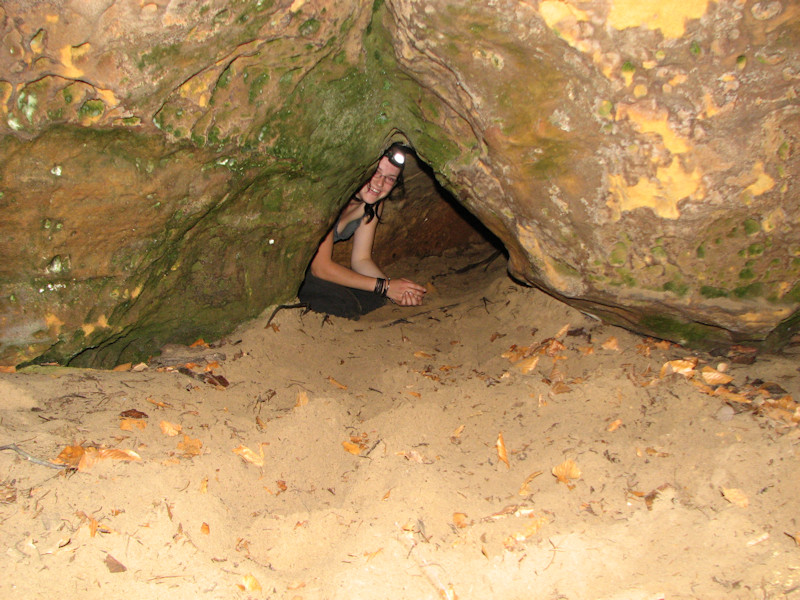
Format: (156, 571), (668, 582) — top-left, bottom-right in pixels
(1, 1), (799, 597)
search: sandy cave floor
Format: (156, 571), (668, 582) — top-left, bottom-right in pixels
(1, 243), (800, 600)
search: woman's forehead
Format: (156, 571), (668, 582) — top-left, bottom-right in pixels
(376, 156), (401, 175)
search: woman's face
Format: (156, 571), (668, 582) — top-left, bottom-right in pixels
(356, 156), (401, 204)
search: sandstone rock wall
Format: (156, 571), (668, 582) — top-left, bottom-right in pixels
(1, 0), (798, 367)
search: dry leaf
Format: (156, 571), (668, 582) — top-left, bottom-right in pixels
(396, 449), (432, 463)
(514, 355), (540, 374)
(120, 409), (148, 419)
(342, 441), (362, 455)
(496, 432), (510, 468)
(501, 344), (524, 362)
(204, 361), (220, 371)
(56, 445), (85, 469)
(233, 445), (264, 467)
(160, 420), (182, 436)
(552, 459), (581, 487)
(55, 445), (140, 472)
(89, 517), (98, 538)
(701, 366), (734, 386)
(453, 512), (469, 528)
(450, 424), (465, 444)
(578, 345), (595, 356)
(601, 336), (620, 351)
(189, 338), (209, 348)
(104, 553), (127, 573)
(660, 358), (698, 378)
(112, 363), (132, 372)
(503, 515), (548, 548)
(607, 419), (623, 432)
(146, 397), (171, 409)
(414, 350), (433, 358)
(120, 418), (146, 431)
(551, 381), (572, 394)
(238, 574), (261, 592)
(644, 447), (670, 457)
(554, 324), (570, 339)
(407, 391), (422, 398)
(712, 387), (752, 403)
(200, 522), (210, 535)
(518, 470), (543, 496)
(722, 487), (749, 508)
(177, 435), (203, 457)
(255, 415), (267, 430)
(295, 391), (309, 407)
(327, 376), (347, 390)
(97, 448), (142, 462)
(199, 477), (208, 493)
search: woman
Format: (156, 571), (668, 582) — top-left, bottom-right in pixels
(298, 143), (427, 318)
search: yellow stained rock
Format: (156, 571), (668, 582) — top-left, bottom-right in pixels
(608, 0), (711, 39)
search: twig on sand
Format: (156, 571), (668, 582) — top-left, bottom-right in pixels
(265, 303), (309, 328)
(399, 532), (457, 599)
(0, 444), (66, 470)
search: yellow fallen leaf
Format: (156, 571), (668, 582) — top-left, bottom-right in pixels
(199, 477), (208, 493)
(552, 459), (581, 487)
(112, 362), (132, 371)
(364, 548), (384, 562)
(232, 445), (264, 467)
(607, 419), (623, 432)
(327, 376), (347, 389)
(177, 435), (203, 457)
(722, 487), (749, 508)
(554, 324), (570, 339)
(295, 390), (309, 407)
(518, 470), (543, 496)
(453, 512), (469, 528)
(97, 448), (142, 462)
(200, 522), (210, 535)
(414, 350), (433, 358)
(238, 574), (261, 592)
(146, 397), (171, 409)
(190, 338), (209, 348)
(514, 355), (540, 374)
(496, 432), (510, 469)
(159, 420), (182, 436)
(342, 441), (362, 455)
(56, 445), (141, 472)
(503, 515), (548, 548)
(601, 336), (619, 351)
(701, 366), (734, 386)
(120, 418), (146, 431)
(660, 358), (698, 378)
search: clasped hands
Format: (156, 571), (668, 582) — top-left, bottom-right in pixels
(386, 278), (427, 306)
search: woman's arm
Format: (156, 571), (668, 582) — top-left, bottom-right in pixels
(308, 228), (381, 292)
(309, 212), (427, 305)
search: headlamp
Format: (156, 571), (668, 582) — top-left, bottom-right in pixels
(386, 149), (405, 168)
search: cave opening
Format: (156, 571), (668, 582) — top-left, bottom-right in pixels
(331, 149), (507, 278)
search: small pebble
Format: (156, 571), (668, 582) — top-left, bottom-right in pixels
(715, 404), (735, 422)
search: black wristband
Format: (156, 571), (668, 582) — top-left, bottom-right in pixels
(374, 277), (386, 296)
